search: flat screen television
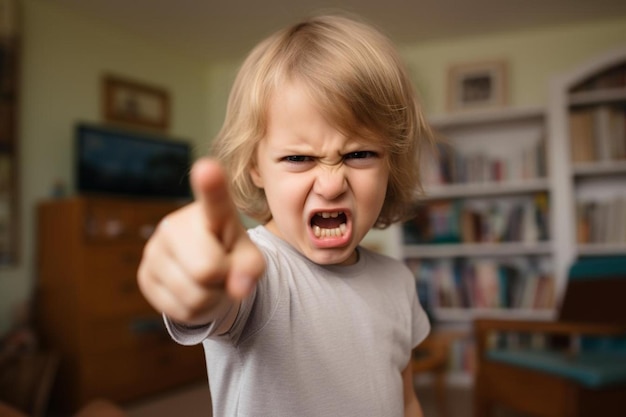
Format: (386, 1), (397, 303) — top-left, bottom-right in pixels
(75, 123), (192, 199)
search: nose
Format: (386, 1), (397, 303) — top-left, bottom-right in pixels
(313, 166), (348, 201)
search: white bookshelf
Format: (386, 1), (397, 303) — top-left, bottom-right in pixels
(401, 105), (556, 386)
(548, 45), (626, 296)
(404, 46), (626, 389)
(401, 108), (554, 312)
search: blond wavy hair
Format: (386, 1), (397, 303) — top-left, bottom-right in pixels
(211, 14), (432, 228)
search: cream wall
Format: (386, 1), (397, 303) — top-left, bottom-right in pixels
(0, 0), (211, 332)
(204, 17), (626, 128)
(1, 1), (625, 333)
(402, 17), (626, 116)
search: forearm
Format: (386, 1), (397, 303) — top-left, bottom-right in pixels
(402, 362), (424, 417)
(405, 392), (424, 417)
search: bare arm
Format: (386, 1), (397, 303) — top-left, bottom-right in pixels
(403, 362), (424, 417)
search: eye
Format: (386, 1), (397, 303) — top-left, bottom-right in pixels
(344, 151), (378, 160)
(283, 155), (313, 163)
(344, 150), (381, 168)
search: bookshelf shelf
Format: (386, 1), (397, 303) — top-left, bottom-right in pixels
(404, 241), (553, 258)
(568, 87), (626, 106)
(433, 308), (555, 322)
(577, 243), (626, 257)
(423, 178), (550, 200)
(572, 160), (626, 177)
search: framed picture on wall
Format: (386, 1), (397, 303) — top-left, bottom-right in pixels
(102, 75), (170, 131)
(447, 60), (508, 112)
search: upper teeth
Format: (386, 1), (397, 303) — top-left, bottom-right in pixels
(313, 212), (347, 238)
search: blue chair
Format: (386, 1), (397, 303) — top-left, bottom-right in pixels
(474, 256), (626, 417)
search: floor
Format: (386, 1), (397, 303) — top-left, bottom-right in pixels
(124, 383), (476, 417)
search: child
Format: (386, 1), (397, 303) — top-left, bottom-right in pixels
(138, 13), (433, 417)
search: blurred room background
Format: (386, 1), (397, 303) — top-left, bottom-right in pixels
(1, 0), (626, 416)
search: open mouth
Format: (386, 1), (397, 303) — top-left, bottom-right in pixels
(310, 211), (348, 238)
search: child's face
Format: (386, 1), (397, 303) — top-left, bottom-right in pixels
(250, 81), (389, 266)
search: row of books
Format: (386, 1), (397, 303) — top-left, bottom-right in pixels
(422, 140), (547, 187)
(403, 194), (549, 245)
(569, 105), (626, 163)
(407, 257), (555, 311)
(576, 196), (626, 244)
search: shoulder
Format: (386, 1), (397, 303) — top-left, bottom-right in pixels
(358, 247), (415, 289)
(360, 247), (411, 275)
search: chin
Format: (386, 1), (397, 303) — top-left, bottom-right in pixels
(307, 247), (357, 266)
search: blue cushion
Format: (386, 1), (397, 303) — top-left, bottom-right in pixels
(581, 336), (626, 353)
(487, 349), (626, 388)
(569, 256), (626, 280)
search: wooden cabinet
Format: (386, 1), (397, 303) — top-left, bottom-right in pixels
(35, 196), (205, 412)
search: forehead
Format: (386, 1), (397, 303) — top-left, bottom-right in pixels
(264, 78), (387, 148)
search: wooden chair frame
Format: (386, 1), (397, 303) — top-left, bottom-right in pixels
(474, 319), (626, 417)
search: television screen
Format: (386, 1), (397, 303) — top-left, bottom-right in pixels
(76, 123), (192, 198)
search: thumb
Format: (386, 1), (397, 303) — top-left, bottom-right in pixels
(190, 158), (241, 247)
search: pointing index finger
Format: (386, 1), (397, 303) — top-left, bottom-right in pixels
(191, 158), (239, 243)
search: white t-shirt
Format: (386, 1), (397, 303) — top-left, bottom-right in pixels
(166, 225), (430, 417)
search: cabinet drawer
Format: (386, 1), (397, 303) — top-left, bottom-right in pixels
(79, 343), (206, 404)
(79, 246), (152, 317)
(84, 201), (136, 242)
(83, 199), (182, 243)
(133, 202), (181, 239)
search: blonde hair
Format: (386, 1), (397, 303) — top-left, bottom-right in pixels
(211, 14), (432, 228)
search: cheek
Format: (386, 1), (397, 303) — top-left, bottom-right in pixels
(361, 170), (389, 203)
(264, 176), (309, 211)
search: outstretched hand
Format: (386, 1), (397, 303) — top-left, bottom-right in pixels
(137, 158), (265, 326)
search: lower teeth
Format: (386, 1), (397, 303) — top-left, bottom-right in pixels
(313, 224), (347, 238)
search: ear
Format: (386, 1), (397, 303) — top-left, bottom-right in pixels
(249, 163), (264, 188)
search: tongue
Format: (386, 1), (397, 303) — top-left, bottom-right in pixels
(312, 216), (343, 229)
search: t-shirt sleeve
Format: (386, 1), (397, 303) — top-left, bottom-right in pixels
(163, 292), (249, 346)
(163, 315), (213, 346)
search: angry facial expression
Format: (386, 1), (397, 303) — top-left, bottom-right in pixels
(250, 81), (389, 266)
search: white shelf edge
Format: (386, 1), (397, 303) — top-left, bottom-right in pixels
(577, 243), (626, 256)
(403, 241), (553, 258)
(432, 308), (556, 322)
(422, 178), (550, 200)
(568, 88), (626, 106)
(572, 160), (626, 177)
(428, 105), (545, 128)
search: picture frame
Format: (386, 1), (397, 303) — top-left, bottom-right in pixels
(447, 60), (508, 112)
(102, 75), (170, 131)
